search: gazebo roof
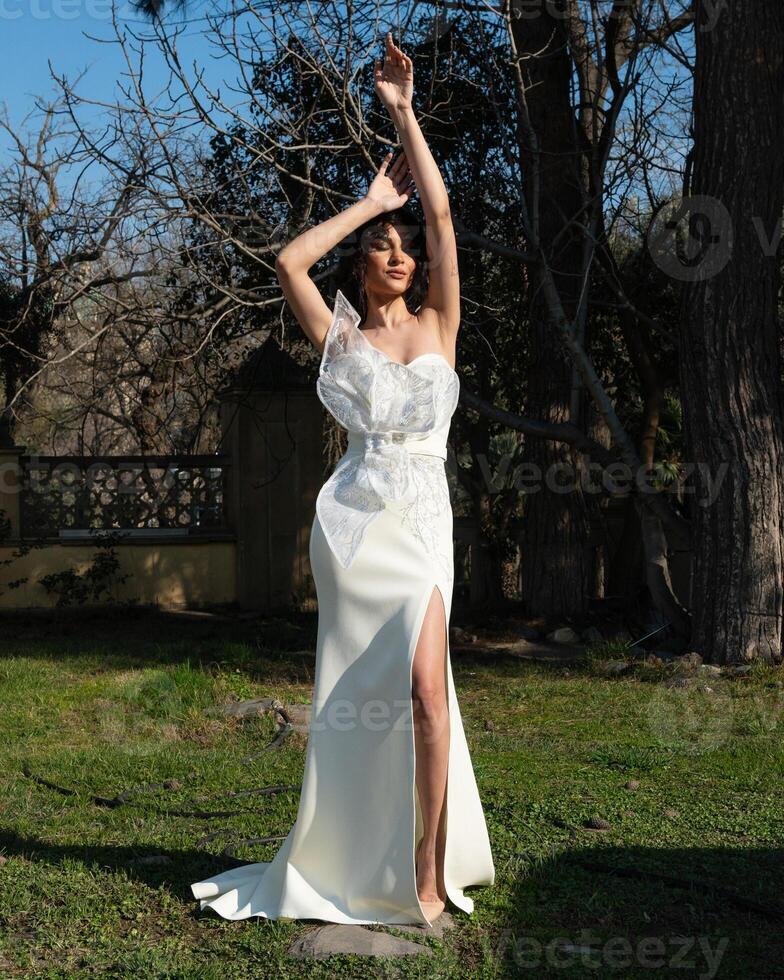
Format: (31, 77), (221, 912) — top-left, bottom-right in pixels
(218, 333), (316, 397)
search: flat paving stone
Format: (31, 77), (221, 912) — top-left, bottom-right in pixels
(384, 909), (456, 939)
(288, 924), (433, 958)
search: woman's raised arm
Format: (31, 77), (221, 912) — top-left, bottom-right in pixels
(374, 31), (460, 340)
(275, 151), (415, 353)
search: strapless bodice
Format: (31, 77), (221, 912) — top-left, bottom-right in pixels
(314, 289), (460, 570)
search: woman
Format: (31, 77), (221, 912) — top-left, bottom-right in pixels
(191, 31), (494, 929)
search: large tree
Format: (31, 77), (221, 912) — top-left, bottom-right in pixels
(507, 0), (693, 624)
(678, 0), (784, 663)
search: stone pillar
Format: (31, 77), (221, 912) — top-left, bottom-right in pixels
(218, 337), (323, 612)
(0, 445), (26, 540)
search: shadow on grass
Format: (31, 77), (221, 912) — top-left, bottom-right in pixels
(0, 606), (321, 673)
(496, 839), (784, 978)
(1, 818), (782, 978)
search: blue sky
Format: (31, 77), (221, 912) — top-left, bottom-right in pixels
(1, 0), (220, 138)
(1, 3), (690, 210)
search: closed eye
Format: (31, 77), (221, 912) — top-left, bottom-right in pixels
(370, 241), (418, 257)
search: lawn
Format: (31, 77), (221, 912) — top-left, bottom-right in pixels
(0, 607), (782, 978)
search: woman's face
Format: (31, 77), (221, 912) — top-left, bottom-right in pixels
(361, 222), (418, 297)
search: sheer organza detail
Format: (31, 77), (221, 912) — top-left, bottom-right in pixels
(315, 289), (459, 571)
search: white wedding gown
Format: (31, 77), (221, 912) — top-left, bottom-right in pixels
(190, 289), (495, 929)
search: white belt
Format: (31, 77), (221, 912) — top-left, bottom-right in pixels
(345, 429), (448, 461)
(336, 430), (447, 505)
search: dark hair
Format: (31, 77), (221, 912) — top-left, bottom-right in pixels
(333, 205), (427, 324)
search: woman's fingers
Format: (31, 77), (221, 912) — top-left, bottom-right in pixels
(386, 30), (408, 65)
(385, 31), (398, 62)
(393, 160), (411, 183)
(377, 148), (414, 199)
(397, 167), (413, 188)
(384, 154), (405, 181)
(393, 170), (415, 195)
(389, 152), (407, 176)
(378, 150), (394, 174)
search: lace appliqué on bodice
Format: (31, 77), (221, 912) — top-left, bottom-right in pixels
(315, 289), (459, 578)
(399, 456), (455, 583)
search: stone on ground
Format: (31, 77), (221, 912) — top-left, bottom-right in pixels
(288, 924), (434, 958)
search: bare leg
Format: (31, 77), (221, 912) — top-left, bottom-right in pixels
(412, 585), (450, 905)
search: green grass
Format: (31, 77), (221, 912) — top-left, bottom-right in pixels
(1, 608), (783, 978)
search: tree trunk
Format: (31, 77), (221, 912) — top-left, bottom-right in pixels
(679, 0), (784, 663)
(514, 1), (592, 619)
(584, 382), (615, 601)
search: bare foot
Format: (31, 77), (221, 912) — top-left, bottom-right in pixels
(416, 837), (448, 905)
(415, 837), (439, 902)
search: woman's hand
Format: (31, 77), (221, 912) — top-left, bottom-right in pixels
(364, 150), (416, 212)
(374, 31), (413, 113)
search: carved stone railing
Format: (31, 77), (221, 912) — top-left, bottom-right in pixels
(18, 454), (232, 538)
